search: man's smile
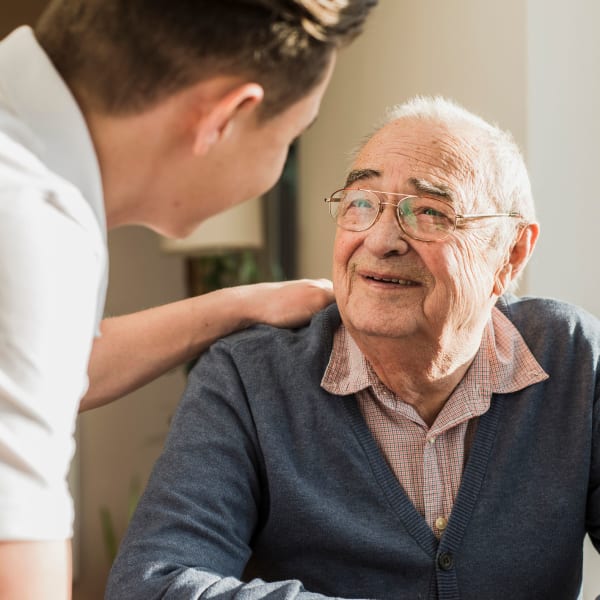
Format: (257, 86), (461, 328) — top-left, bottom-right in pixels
(357, 268), (423, 288)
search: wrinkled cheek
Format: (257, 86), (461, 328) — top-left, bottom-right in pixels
(437, 242), (497, 331)
(452, 263), (496, 327)
(332, 237), (358, 295)
(331, 261), (352, 312)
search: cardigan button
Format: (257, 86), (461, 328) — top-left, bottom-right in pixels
(437, 552), (454, 571)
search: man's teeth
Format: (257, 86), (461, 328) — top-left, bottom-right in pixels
(370, 276), (415, 285)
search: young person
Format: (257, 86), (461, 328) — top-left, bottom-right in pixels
(0, 1), (377, 597)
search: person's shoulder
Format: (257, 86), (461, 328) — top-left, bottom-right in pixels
(215, 302), (340, 357)
(0, 124), (70, 202)
(497, 293), (600, 340)
(0, 128), (47, 184)
(0, 128), (103, 245)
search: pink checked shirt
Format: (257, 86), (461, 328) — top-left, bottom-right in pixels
(321, 307), (548, 538)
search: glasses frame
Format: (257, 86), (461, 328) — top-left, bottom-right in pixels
(324, 188), (524, 242)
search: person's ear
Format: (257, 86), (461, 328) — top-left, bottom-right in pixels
(493, 222), (540, 295)
(192, 82), (264, 156)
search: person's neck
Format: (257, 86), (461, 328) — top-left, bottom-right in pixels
(83, 105), (179, 230)
(350, 327), (485, 427)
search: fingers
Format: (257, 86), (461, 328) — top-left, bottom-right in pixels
(309, 278), (334, 291)
(239, 278), (335, 329)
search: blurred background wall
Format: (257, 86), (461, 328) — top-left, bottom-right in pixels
(1, 1), (599, 598)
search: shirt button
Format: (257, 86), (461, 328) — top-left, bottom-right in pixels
(428, 437), (436, 445)
(435, 516), (448, 531)
(437, 552), (454, 571)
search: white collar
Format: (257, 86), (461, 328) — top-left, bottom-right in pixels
(0, 26), (106, 238)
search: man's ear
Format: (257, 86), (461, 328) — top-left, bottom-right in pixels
(493, 222), (540, 295)
(192, 82), (264, 156)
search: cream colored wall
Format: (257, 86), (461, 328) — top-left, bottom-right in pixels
(298, 0), (527, 279)
(527, 0), (600, 315)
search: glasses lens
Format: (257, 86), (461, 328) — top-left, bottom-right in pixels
(398, 197), (456, 241)
(330, 189), (378, 231)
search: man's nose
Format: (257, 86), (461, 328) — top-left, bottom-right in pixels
(363, 204), (410, 256)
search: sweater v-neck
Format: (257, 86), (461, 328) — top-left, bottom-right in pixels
(343, 392), (504, 597)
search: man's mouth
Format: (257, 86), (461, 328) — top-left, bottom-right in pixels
(364, 274), (419, 286)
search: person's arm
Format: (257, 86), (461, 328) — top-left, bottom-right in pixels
(105, 341), (335, 599)
(0, 541), (71, 600)
(80, 279), (333, 411)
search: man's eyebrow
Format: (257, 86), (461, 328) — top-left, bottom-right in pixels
(345, 168), (381, 187)
(409, 177), (455, 202)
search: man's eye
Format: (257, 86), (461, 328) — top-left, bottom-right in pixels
(349, 198), (374, 209)
(421, 206), (446, 218)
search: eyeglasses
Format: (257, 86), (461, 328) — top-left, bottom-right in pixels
(324, 188), (524, 242)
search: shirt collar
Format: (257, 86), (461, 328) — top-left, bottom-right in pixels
(321, 306), (549, 399)
(0, 26), (106, 238)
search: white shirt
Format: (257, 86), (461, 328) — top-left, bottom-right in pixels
(0, 27), (108, 540)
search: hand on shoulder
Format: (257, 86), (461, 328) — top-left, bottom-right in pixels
(234, 278), (334, 329)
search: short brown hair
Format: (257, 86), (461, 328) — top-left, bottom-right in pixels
(36, 0), (377, 119)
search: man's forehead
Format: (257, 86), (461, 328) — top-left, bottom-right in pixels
(349, 119), (472, 198)
(361, 119), (461, 161)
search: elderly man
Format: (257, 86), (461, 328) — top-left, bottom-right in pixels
(106, 97), (600, 599)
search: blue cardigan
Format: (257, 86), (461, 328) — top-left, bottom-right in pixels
(106, 296), (600, 599)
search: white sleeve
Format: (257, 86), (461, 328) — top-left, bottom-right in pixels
(0, 186), (104, 541)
